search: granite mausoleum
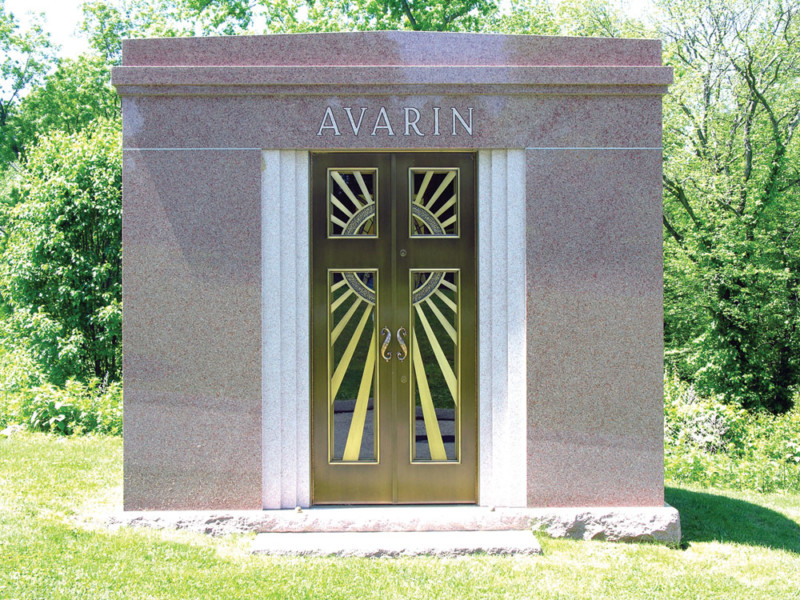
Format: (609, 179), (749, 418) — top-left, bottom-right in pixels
(113, 31), (678, 539)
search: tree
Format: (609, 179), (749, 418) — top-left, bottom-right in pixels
(484, 0), (648, 37)
(658, 0), (800, 412)
(489, 0), (800, 413)
(1, 54), (118, 161)
(180, 0), (496, 33)
(80, 0), (195, 64)
(0, 0), (54, 161)
(0, 120), (122, 388)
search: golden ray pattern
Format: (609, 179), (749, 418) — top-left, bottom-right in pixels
(410, 169), (459, 237)
(328, 169), (377, 237)
(410, 270), (459, 462)
(329, 271), (378, 462)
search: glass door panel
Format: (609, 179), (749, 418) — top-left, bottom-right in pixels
(328, 169), (377, 237)
(328, 270), (378, 463)
(410, 168), (459, 237)
(410, 270), (460, 462)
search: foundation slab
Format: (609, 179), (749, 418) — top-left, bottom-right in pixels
(109, 505), (680, 545)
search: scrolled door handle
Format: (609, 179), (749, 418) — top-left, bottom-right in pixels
(380, 327), (392, 362)
(396, 327), (408, 361)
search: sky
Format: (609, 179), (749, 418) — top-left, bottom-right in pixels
(5, 0), (90, 58)
(5, 0), (656, 60)
(621, 0), (656, 20)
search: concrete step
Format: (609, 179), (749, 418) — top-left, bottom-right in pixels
(250, 530), (543, 557)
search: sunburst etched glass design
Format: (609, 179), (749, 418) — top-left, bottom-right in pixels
(410, 168), (459, 237)
(328, 169), (377, 237)
(329, 270), (378, 462)
(410, 270), (459, 461)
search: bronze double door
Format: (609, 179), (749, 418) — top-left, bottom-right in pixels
(311, 152), (477, 504)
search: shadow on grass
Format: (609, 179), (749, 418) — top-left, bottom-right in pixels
(666, 487), (800, 554)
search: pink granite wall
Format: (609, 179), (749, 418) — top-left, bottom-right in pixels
(526, 149), (664, 506)
(122, 149), (262, 509)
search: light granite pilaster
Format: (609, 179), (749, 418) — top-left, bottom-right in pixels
(262, 150), (310, 509)
(478, 150), (528, 507)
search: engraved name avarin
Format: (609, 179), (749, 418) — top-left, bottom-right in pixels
(317, 106), (474, 137)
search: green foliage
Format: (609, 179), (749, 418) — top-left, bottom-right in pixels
(0, 0), (55, 160)
(180, 0), (496, 33)
(658, 0), (800, 413)
(664, 373), (800, 493)
(0, 119), (122, 387)
(352, 0), (495, 31)
(81, 0), (495, 43)
(25, 386), (82, 434)
(2, 54), (119, 160)
(484, 0), (649, 37)
(80, 0), (195, 64)
(489, 0), (799, 414)
(0, 1), (53, 105)
(25, 379), (122, 435)
(0, 379), (122, 435)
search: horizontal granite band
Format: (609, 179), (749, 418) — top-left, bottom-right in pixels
(121, 95), (665, 149)
(123, 147), (664, 151)
(115, 86), (667, 100)
(114, 85), (670, 97)
(112, 66), (673, 89)
(525, 146), (663, 150)
(121, 32), (663, 67)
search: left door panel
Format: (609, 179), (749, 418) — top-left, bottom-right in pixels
(311, 154), (394, 503)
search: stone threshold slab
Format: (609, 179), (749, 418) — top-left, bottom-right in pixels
(250, 530), (543, 557)
(109, 505), (680, 545)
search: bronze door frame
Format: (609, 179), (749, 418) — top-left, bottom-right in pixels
(310, 152), (477, 504)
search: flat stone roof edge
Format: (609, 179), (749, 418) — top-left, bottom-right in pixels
(111, 65), (673, 89)
(121, 32), (664, 68)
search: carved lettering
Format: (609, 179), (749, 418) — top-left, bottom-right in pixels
(404, 108), (424, 136)
(317, 107), (341, 136)
(316, 106), (475, 137)
(370, 107), (395, 136)
(344, 107), (368, 136)
(452, 107), (473, 136)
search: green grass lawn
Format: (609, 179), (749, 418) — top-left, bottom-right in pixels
(2, 434), (799, 599)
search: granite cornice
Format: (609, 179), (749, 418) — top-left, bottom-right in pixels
(121, 32), (664, 68)
(112, 65), (673, 97)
